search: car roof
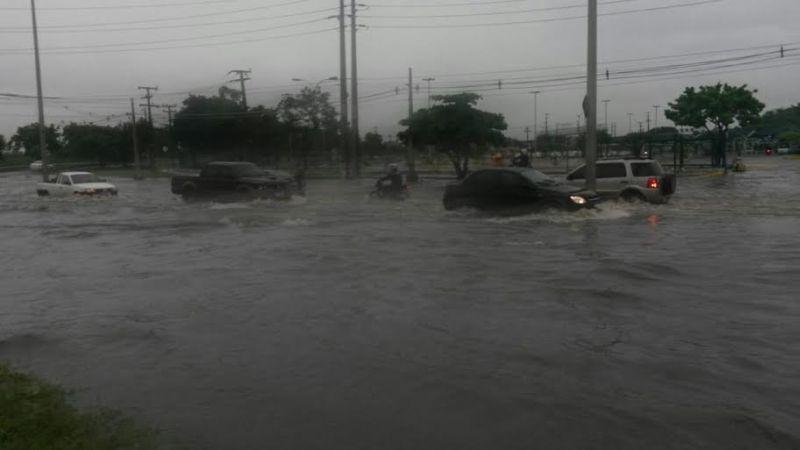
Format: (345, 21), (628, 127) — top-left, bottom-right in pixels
(206, 161), (256, 166)
(61, 171), (93, 176)
(596, 158), (657, 163)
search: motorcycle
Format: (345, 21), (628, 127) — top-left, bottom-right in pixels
(370, 181), (410, 201)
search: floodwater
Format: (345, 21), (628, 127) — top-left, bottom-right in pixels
(1, 157), (799, 449)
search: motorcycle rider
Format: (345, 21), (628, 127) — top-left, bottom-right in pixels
(375, 163), (404, 196)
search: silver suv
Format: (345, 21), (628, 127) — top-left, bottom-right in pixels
(565, 158), (676, 204)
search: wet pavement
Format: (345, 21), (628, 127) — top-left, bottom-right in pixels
(1, 157), (799, 449)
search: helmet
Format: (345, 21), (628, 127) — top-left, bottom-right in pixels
(387, 163), (399, 174)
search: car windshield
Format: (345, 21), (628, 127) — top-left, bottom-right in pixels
(69, 174), (100, 184)
(231, 165), (264, 177)
(518, 169), (559, 186)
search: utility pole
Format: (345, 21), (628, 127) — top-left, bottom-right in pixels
(423, 78), (435, 107)
(406, 67), (418, 182)
(530, 90), (540, 152)
(30, 0), (49, 182)
(646, 111), (651, 132)
(639, 121), (644, 133)
(653, 105), (660, 128)
(544, 113), (550, 135)
(602, 99), (611, 157)
(228, 70), (251, 109)
(525, 126), (531, 151)
(628, 113), (634, 134)
(584, 0), (598, 192)
(138, 86), (157, 125)
(338, 0), (350, 178)
(163, 104), (177, 157)
(130, 98), (142, 180)
(350, 1), (361, 177)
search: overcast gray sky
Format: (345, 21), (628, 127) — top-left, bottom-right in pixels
(1, 0), (799, 141)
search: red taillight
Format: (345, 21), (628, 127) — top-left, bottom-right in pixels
(647, 177), (659, 189)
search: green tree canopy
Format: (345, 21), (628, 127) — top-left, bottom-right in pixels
(758, 104), (800, 137)
(399, 93), (507, 179)
(276, 87), (338, 169)
(665, 83), (764, 166)
(10, 123), (62, 160)
(62, 123), (130, 166)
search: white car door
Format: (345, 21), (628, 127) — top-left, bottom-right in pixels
(595, 162), (629, 196)
(54, 174), (73, 196)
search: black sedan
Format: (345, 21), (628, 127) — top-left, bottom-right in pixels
(443, 167), (600, 212)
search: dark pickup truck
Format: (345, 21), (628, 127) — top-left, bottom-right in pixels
(171, 162), (302, 199)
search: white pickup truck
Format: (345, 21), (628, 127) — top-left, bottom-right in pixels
(36, 171), (118, 197)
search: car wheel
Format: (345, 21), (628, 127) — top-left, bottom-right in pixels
(620, 190), (646, 203)
(36, 189), (49, 197)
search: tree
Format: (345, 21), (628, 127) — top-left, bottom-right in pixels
(665, 83), (764, 167)
(174, 94), (248, 164)
(779, 131), (800, 145)
(758, 104), (800, 137)
(276, 87), (338, 169)
(362, 131), (386, 157)
(61, 123), (130, 166)
(0, 134), (6, 161)
(10, 123), (62, 160)
(399, 93), (507, 179)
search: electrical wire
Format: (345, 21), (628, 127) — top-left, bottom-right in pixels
(368, 0), (724, 29)
(1, 0), (313, 30)
(0, 6), (339, 34)
(0, 17), (330, 53)
(363, 0), (646, 18)
(0, 0), (234, 11)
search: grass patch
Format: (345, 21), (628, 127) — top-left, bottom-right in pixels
(0, 363), (157, 450)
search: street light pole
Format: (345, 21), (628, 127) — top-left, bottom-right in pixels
(584, 0), (598, 192)
(530, 90), (540, 152)
(30, 0), (49, 182)
(653, 105), (660, 128)
(423, 78), (435, 107)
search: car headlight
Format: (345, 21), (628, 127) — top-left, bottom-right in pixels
(570, 195), (587, 205)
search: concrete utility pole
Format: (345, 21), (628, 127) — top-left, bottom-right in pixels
(350, 1), (361, 177)
(406, 67), (418, 182)
(584, 0), (599, 192)
(30, 0), (49, 182)
(130, 98), (142, 180)
(525, 126), (531, 150)
(138, 86), (157, 125)
(653, 105), (660, 128)
(628, 112), (634, 134)
(544, 113), (550, 135)
(423, 77), (436, 107)
(646, 111), (651, 132)
(228, 70), (251, 109)
(338, 0), (351, 178)
(602, 99), (611, 157)
(162, 104), (177, 156)
(530, 90), (540, 151)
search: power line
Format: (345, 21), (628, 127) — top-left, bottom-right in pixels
(0, 27), (338, 56)
(363, 0), (645, 18)
(2, 0), (313, 30)
(0, 0), (234, 10)
(0, 7), (339, 34)
(368, 0), (724, 28)
(0, 17), (330, 53)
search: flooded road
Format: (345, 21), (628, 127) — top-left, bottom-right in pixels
(1, 157), (799, 449)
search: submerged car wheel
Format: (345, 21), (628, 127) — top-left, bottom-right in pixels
(620, 190), (646, 203)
